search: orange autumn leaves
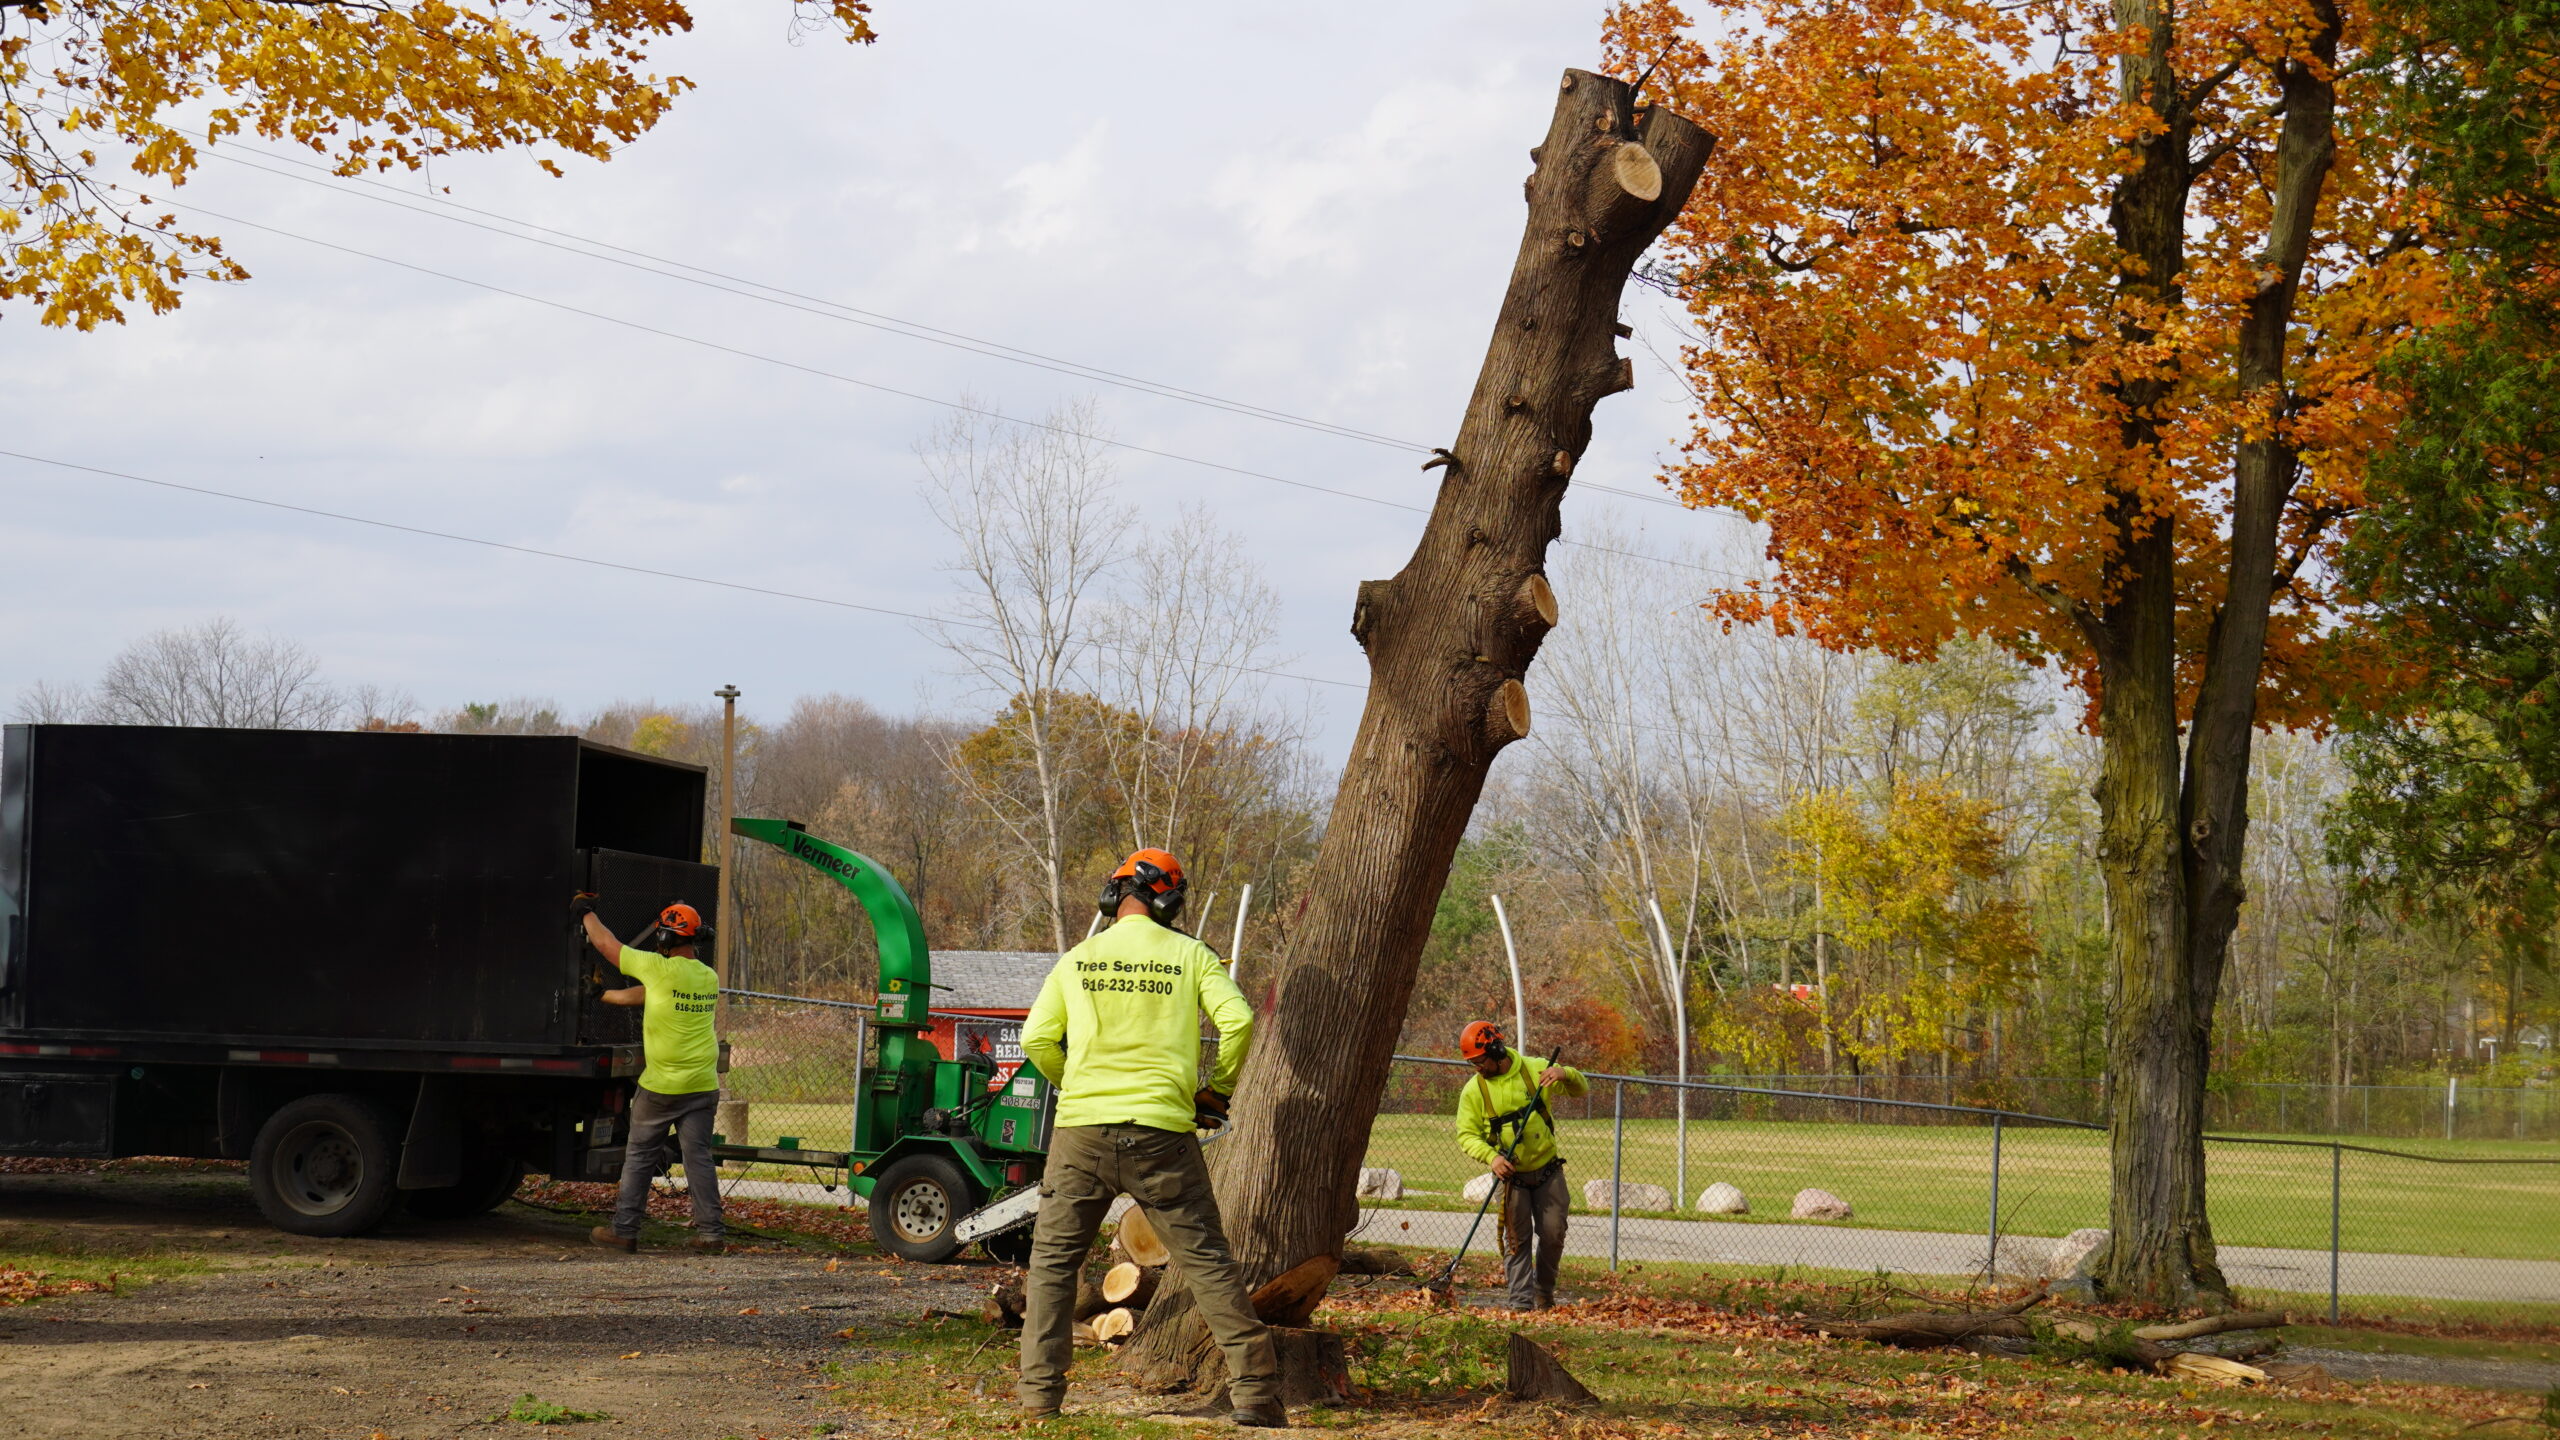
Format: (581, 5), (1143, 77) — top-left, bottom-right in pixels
(1605, 0), (2448, 725)
(0, 2), (876, 329)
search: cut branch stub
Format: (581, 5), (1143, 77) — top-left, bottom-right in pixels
(1523, 573), (1558, 627)
(1489, 679), (1532, 743)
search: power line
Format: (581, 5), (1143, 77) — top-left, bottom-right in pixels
(143, 192), (1758, 587)
(0, 446), (1366, 692)
(0, 446), (1768, 754)
(172, 135), (1700, 514)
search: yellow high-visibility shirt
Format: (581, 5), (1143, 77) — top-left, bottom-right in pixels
(614, 948), (721, 1096)
(1454, 1054), (1587, 1172)
(1020, 914), (1254, 1133)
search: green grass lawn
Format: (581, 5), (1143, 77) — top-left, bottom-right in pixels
(701, 1097), (2560, 1261)
(1358, 1112), (2560, 1261)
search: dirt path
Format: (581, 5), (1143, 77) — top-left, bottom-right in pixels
(0, 1171), (991, 1439)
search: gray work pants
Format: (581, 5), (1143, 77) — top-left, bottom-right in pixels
(1018, 1124), (1278, 1413)
(1501, 1160), (1569, 1308)
(613, 1086), (723, 1239)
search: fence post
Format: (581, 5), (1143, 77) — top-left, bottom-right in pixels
(2445, 1074), (2458, 1141)
(852, 1011), (870, 1155)
(2329, 1142), (2342, 1324)
(1611, 1080), (1625, 1274)
(1986, 1113), (2004, 1281)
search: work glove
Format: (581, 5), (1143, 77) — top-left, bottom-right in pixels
(1193, 1087), (1231, 1131)
(569, 892), (598, 935)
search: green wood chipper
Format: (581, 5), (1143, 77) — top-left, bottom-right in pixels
(707, 818), (1055, 1263)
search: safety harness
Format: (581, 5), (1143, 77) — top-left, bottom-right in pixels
(1476, 1056), (1563, 1259)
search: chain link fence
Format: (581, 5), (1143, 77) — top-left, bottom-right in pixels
(710, 993), (2559, 1320)
(1362, 1055), (2560, 1322)
(1616, 1073), (2560, 1141)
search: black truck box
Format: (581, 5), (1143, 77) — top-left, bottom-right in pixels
(0, 724), (715, 1052)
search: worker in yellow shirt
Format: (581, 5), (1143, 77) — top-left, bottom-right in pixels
(574, 899), (726, 1255)
(1454, 1021), (1587, 1310)
(1016, 849), (1281, 1427)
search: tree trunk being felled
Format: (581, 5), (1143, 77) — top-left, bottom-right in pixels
(1121, 65), (1714, 1381)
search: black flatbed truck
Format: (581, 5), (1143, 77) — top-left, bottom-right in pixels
(0, 723), (717, 1236)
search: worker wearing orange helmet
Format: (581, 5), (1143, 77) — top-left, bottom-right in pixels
(1015, 849), (1282, 1426)
(574, 897), (726, 1254)
(1455, 1020), (1587, 1310)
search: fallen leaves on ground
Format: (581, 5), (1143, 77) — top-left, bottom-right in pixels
(516, 1179), (875, 1250)
(0, 1267), (111, 1304)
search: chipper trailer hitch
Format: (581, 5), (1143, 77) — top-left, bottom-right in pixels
(704, 818), (1057, 1264)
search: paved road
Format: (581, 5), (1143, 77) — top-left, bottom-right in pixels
(709, 1176), (2558, 1304)
(1349, 1206), (2560, 1304)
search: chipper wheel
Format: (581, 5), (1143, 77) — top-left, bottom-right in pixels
(867, 1153), (979, 1263)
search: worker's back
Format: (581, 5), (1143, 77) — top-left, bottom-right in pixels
(1021, 914), (1252, 1131)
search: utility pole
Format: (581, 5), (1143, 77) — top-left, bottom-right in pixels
(712, 683), (745, 1151)
(713, 684), (742, 1009)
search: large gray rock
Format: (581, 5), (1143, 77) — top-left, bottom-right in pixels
(1695, 1182), (1749, 1215)
(1791, 1187), (1853, 1220)
(1584, 1179), (1674, 1212)
(1356, 1167), (1404, 1201)
(2048, 1227), (2109, 1280)
(1463, 1172), (1501, 1204)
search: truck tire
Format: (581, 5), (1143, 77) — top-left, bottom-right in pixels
(403, 1150), (526, 1220)
(868, 1153), (978, 1263)
(248, 1094), (403, 1237)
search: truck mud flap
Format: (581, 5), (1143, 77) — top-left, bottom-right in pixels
(397, 1075), (461, 1190)
(0, 1072), (114, 1157)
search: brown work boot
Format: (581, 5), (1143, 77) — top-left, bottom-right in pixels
(589, 1226), (637, 1252)
(688, 1234), (725, 1255)
(1232, 1402), (1288, 1428)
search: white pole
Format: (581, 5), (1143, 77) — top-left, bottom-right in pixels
(1194, 891), (1220, 942)
(1084, 912), (1103, 943)
(2446, 1073), (2459, 1141)
(1491, 893), (1528, 1052)
(1649, 895), (1688, 1207)
(1229, 883), (1253, 977)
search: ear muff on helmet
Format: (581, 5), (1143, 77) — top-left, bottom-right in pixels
(1098, 849), (1188, 924)
(642, 901), (713, 951)
(1459, 1020), (1509, 1062)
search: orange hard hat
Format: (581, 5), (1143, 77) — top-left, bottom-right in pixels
(658, 902), (706, 938)
(1112, 848), (1184, 894)
(1459, 1021), (1507, 1061)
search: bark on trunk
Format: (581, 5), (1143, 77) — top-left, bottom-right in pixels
(1121, 68), (1712, 1371)
(2092, 0), (2340, 1309)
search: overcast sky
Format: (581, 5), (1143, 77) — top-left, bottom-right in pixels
(0, 2), (1749, 763)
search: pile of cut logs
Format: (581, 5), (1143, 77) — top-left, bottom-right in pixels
(1812, 1292), (2302, 1382)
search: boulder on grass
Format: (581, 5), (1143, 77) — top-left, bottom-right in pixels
(2047, 1227), (2108, 1280)
(1462, 1172), (1501, 1204)
(1791, 1187), (1853, 1220)
(1583, 1179), (1674, 1212)
(1356, 1167), (1404, 1201)
(1695, 1182), (1749, 1215)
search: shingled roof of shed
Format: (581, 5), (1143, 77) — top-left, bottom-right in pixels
(928, 950), (1056, 1011)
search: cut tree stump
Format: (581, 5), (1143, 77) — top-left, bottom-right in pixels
(1115, 1207), (1171, 1269)
(1249, 1256), (1338, 1328)
(1115, 1282), (1350, 1406)
(1506, 1333), (1595, 1405)
(1102, 1260), (1160, 1309)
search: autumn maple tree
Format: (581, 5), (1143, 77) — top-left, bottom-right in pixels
(1607, 0), (2447, 1305)
(0, 1), (875, 329)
